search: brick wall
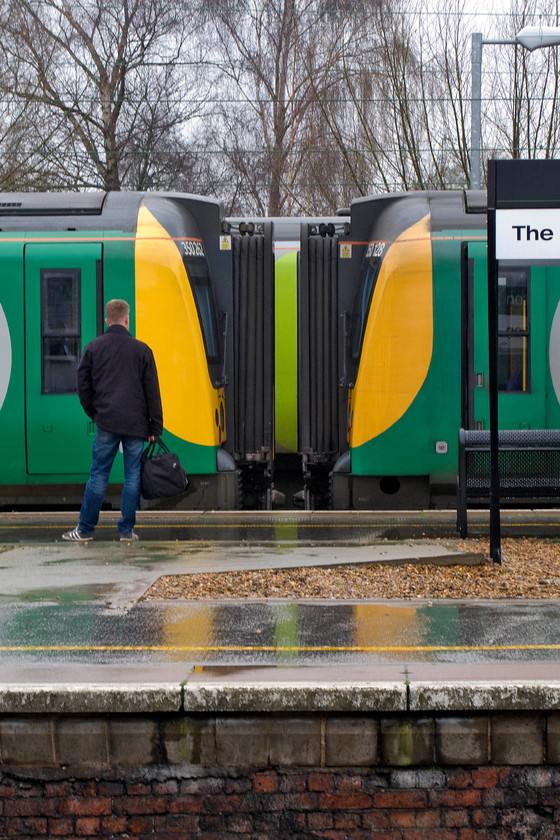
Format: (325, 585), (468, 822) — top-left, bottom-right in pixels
(1, 711), (560, 839)
(2, 766), (560, 839)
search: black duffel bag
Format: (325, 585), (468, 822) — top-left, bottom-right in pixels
(141, 437), (189, 499)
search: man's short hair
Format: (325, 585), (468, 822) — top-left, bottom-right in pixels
(105, 299), (130, 325)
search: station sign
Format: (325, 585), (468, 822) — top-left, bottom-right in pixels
(490, 160), (560, 261)
(495, 208), (560, 260)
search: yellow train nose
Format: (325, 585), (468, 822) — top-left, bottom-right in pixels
(350, 216), (433, 447)
(135, 205), (222, 448)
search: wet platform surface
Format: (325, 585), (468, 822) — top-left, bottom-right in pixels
(2, 507), (560, 542)
(1, 510), (560, 711)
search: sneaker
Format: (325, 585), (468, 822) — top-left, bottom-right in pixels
(62, 527), (93, 542)
(120, 531), (139, 541)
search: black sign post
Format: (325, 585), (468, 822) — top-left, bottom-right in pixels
(487, 159), (560, 563)
(486, 161), (501, 564)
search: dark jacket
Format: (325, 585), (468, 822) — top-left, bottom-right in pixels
(77, 325), (163, 440)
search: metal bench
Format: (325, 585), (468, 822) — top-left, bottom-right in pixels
(457, 428), (560, 537)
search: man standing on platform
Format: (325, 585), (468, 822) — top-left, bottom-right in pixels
(62, 299), (163, 542)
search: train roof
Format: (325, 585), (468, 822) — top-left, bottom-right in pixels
(350, 190), (487, 241)
(0, 191), (224, 232)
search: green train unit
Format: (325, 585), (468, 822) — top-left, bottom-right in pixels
(333, 188), (560, 509)
(0, 191), (241, 509)
(1, 189), (555, 511)
(0, 192), (336, 511)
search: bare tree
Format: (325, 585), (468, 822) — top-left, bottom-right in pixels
(206, 0), (367, 215)
(313, 0), (478, 194)
(0, 96), (55, 190)
(486, 0), (560, 172)
(414, 3), (472, 187)
(2, 0), (558, 205)
(0, 0), (205, 190)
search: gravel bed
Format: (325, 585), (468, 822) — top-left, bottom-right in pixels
(142, 537), (560, 600)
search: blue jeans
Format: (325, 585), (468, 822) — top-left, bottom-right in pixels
(79, 429), (144, 536)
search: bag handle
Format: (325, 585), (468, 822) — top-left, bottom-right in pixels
(143, 436), (170, 459)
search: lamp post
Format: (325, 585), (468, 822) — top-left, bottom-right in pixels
(470, 25), (560, 189)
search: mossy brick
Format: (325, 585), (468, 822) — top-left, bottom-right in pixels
(325, 716), (378, 766)
(215, 716), (321, 767)
(163, 716), (216, 765)
(108, 718), (159, 766)
(126, 816), (153, 834)
(278, 774), (307, 792)
(47, 817), (74, 835)
(55, 718), (109, 767)
(75, 817), (101, 835)
(429, 787), (482, 808)
(308, 812), (334, 831)
(4, 798), (57, 817)
(435, 716), (489, 765)
(268, 717), (322, 766)
(154, 814), (198, 832)
(215, 716), (269, 766)
(253, 773), (278, 793)
(58, 796), (112, 817)
(373, 789), (428, 809)
(471, 768), (499, 788)
(319, 791), (372, 810)
(100, 816), (128, 835)
(337, 774), (365, 792)
(491, 713), (545, 765)
(0, 718), (55, 766)
(6, 817), (47, 835)
(380, 718), (435, 766)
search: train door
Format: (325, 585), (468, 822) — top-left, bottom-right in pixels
(25, 242), (102, 474)
(467, 242), (546, 430)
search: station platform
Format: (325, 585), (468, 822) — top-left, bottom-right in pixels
(0, 509), (560, 716)
(2, 506), (560, 542)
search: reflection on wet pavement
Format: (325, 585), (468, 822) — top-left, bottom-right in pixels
(1, 599), (560, 669)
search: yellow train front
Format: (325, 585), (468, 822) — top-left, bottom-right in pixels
(0, 191), (239, 509)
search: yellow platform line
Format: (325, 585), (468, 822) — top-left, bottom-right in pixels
(0, 523), (439, 528)
(1, 521), (558, 531)
(0, 644), (559, 653)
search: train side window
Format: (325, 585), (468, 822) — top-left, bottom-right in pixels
(497, 268), (530, 393)
(348, 258), (382, 385)
(183, 256), (222, 379)
(41, 268), (81, 394)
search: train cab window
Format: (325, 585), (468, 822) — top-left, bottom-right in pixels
(41, 269), (81, 394)
(348, 257), (382, 385)
(182, 256), (222, 384)
(497, 268), (530, 393)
